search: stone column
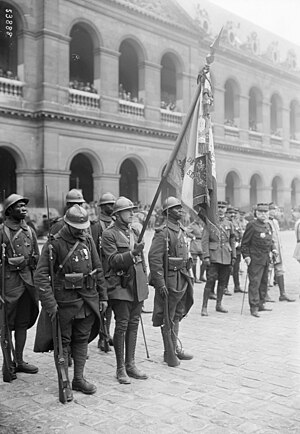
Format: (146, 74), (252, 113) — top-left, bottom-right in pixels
(262, 99), (271, 147)
(212, 86), (225, 139)
(239, 95), (249, 142)
(93, 174), (120, 198)
(99, 47), (120, 114)
(140, 61), (161, 122)
(238, 184), (251, 209)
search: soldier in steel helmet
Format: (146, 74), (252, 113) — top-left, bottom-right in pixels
(50, 189), (85, 235)
(0, 194), (40, 377)
(91, 192), (116, 351)
(148, 196), (194, 366)
(34, 204), (108, 399)
(101, 196), (149, 384)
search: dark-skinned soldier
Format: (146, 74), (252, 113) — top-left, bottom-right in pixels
(101, 197), (149, 384)
(0, 194), (40, 377)
(34, 205), (108, 399)
(201, 201), (236, 316)
(91, 192), (116, 351)
(148, 196), (194, 366)
(241, 203), (278, 317)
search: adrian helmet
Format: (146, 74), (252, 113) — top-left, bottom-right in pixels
(4, 194), (29, 215)
(64, 204), (90, 229)
(112, 196), (137, 215)
(99, 192), (116, 206)
(162, 196), (182, 213)
(65, 189), (85, 204)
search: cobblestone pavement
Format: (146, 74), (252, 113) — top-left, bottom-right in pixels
(0, 230), (300, 433)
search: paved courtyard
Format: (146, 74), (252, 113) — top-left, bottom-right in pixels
(0, 229), (300, 433)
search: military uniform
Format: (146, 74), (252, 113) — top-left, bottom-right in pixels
(34, 205), (107, 396)
(0, 194), (40, 375)
(186, 220), (205, 283)
(101, 196), (148, 384)
(148, 196), (194, 365)
(241, 216), (275, 315)
(201, 214), (236, 315)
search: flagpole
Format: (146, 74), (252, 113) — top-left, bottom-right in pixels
(138, 28), (223, 242)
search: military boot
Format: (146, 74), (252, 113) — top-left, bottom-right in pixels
(161, 326), (180, 367)
(277, 275), (295, 302)
(172, 320), (193, 360)
(114, 332), (131, 384)
(125, 327), (148, 380)
(201, 286), (211, 316)
(215, 286), (228, 313)
(15, 328), (38, 374)
(199, 262), (207, 282)
(72, 343), (96, 394)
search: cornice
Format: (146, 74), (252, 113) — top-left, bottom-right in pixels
(215, 142), (300, 162)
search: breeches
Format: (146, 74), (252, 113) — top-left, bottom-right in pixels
(110, 299), (143, 334)
(205, 263), (231, 292)
(60, 312), (95, 348)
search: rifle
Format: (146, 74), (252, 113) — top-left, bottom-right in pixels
(0, 242), (17, 382)
(162, 200), (180, 367)
(46, 186), (70, 403)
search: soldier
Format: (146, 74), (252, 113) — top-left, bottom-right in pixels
(223, 207), (245, 295)
(148, 197), (194, 366)
(268, 203), (295, 302)
(241, 203), (278, 317)
(50, 189), (85, 235)
(91, 192), (116, 351)
(186, 219), (204, 283)
(201, 201), (236, 316)
(34, 205), (108, 399)
(0, 194), (40, 376)
(101, 197), (149, 384)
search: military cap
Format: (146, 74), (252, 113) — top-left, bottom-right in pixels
(217, 200), (228, 207)
(256, 203), (269, 212)
(269, 202), (277, 210)
(227, 206), (237, 213)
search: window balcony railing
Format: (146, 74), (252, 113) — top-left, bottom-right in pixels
(0, 77), (23, 97)
(160, 109), (183, 125)
(69, 89), (100, 109)
(119, 99), (144, 117)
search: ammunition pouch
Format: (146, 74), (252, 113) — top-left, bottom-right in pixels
(85, 273), (96, 289)
(168, 257), (192, 271)
(7, 256), (27, 271)
(117, 270), (131, 288)
(64, 273), (84, 290)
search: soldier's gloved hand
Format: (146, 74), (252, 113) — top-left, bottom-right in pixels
(48, 305), (58, 322)
(158, 285), (168, 299)
(132, 241), (145, 256)
(231, 258), (236, 266)
(204, 257), (210, 267)
(244, 257), (251, 266)
(100, 301), (108, 314)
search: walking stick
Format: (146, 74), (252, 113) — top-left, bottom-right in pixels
(240, 271), (248, 315)
(139, 314), (150, 359)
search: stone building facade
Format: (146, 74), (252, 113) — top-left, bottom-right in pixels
(0, 0), (300, 213)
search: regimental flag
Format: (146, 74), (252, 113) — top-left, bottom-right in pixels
(166, 73), (219, 239)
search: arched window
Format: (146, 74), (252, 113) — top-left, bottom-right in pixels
(250, 174), (262, 206)
(290, 100), (300, 141)
(0, 2), (18, 79)
(225, 171), (240, 206)
(0, 148), (16, 196)
(119, 159), (138, 203)
(119, 40), (139, 103)
(161, 54), (177, 111)
(249, 87), (263, 132)
(291, 178), (300, 207)
(224, 79), (239, 128)
(69, 154), (93, 203)
(70, 24), (94, 90)
(270, 94), (282, 136)
(271, 176), (283, 205)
